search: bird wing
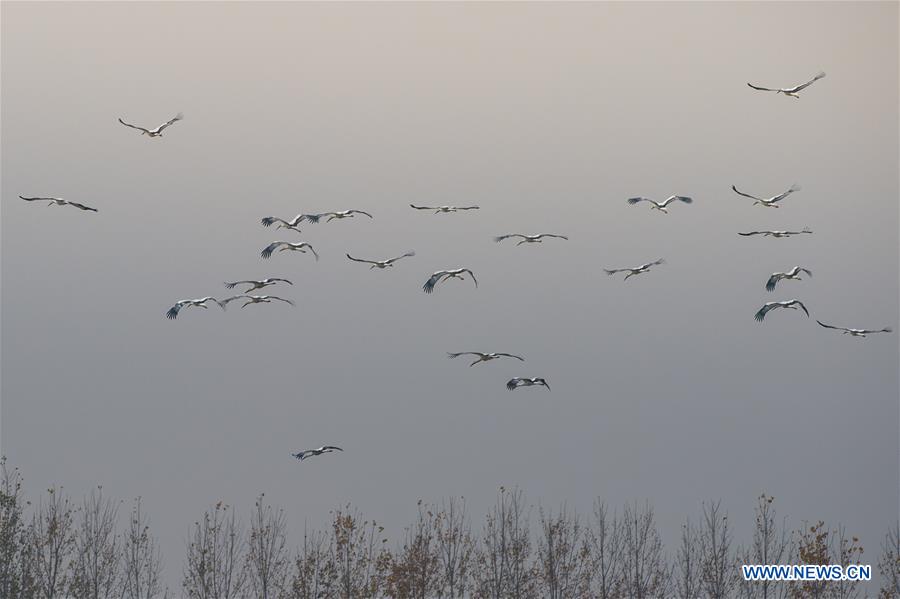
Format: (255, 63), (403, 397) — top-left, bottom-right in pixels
(303, 244), (319, 261)
(770, 184), (801, 203)
(118, 118), (150, 133)
(165, 303), (184, 320)
(662, 195), (692, 206)
(346, 254), (378, 265)
(457, 206), (480, 210)
(537, 378), (550, 390)
(792, 301), (810, 317)
(268, 296), (295, 306)
(799, 268), (812, 278)
(156, 113), (184, 132)
(224, 280), (256, 289)
(261, 217), (289, 228)
(423, 272), (447, 294)
(293, 451), (312, 461)
(462, 269), (478, 287)
(765, 274), (781, 292)
(494, 234), (524, 243)
(261, 242), (286, 258)
(385, 251), (415, 264)
(539, 234), (568, 240)
(604, 268), (626, 275)
(731, 185), (763, 201)
(747, 82), (779, 92)
(738, 231), (763, 236)
(788, 72), (826, 93)
(816, 320), (847, 332)
(754, 304), (774, 322)
(627, 197), (652, 205)
(447, 352), (482, 359)
(302, 213), (323, 223)
(349, 210), (373, 218)
(19, 196), (58, 202)
(506, 378), (521, 391)
(219, 295), (250, 308)
(409, 204), (434, 210)
(495, 353), (525, 361)
(65, 201), (98, 212)
(864, 327), (893, 334)
(320, 446), (343, 452)
(642, 258), (665, 269)
(269, 278), (293, 285)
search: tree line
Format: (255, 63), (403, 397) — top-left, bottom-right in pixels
(1, 459), (898, 599)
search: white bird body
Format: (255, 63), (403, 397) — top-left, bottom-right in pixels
(261, 215), (308, 233)
(118, 113), (183, 137)
(166, 297), (225, 320)
(732, 184), (800, 208)
(754, 299), (810, 322)
(305, 210), (373, 223)
(292, 446), (343, 461)
(261, 241), (319, 260)
(224, 278), (293, 293)
(506, 377), (550, 391)
(19, 196), (98, 212)
(448, 352), (525, 367)
(423, 269), (478, 294)
(739, 229), (812, 238)
(410, 204), (480, 213)
(626, 195), (693, 213)
(747, 72), (826, 98)
(346, 251), (415, 269)
(766, 266), (812, 292)
(220, 294), (295, 309)
(816, 320), (892, 338)
(604, 259), (665, 280)
(494, 233), (569, 246)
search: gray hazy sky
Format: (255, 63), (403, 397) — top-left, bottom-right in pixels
(2, 0), (897, 586)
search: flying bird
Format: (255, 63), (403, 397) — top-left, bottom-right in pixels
(747, 71), (826, 98)
(754, 299), (810, 322)
(19, 196), (98, 212)
(506, 377), (550, 391)
(604, 259), (665, 280)
(220, 294), (295, 309)
(346, 251), (415, 269)
(304, 210), (373, 223)
(166, 297), (225, 320)
(494, 233), (568, 245)
(410, 204), (480, 213)
(739, 229), (812, 238)
(422, 269), (478, 294)
(292, 446), (343, 461)
(626, 195), (693, 213)
(261, 241), (319, 260)
(224, 278), (293, 293)
(732, 184), (800, 208)
(816, 320), (893, 338)
(447, 352), (525, 367)
(117, 113), (183, 137)
(766, 267), (812, 292)
(260, 215), (310, 233)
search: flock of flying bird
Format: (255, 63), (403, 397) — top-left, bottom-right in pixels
(16, 70), (894, 463)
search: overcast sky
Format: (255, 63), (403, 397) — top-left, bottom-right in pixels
(2, 0), (897, 589)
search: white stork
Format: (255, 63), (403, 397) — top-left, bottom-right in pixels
(604, 259), (665, 280)
(410, 204), (480, 213)
(766, 267), (812, 292)
(816, 321), (892, 338)
(220, 295), (295, 309)
(447, 352), (525, 367)
(305, 210), (373, 223)
(261, 241), (319, 260)
(166, 297), (225, 320)
(747, 72), (826, 98)
(754, 299), (810, 322)
(732, 184), (800, 208)
(19, 196), (98, 212)
(422, 269), (478, 294)
(292, 446), (343, 461)
(494, 233), (568, 245)
(739, 229), (812, 238)
(346, 251), (415, 269)
(626, 195), (693, 213)
(118, 113), (183, 137)
(506, 378), (550, 391)
(224, 278), (293, 293)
